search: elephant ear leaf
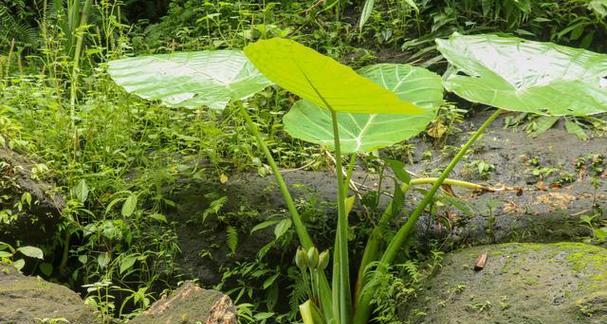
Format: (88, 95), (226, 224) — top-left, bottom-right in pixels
(436, 33), (607, 116)
(108, 50), (272, 110)
(283, 64), (443, 153)
(244, 38), (423, 115)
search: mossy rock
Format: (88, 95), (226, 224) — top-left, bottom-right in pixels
(0, 263), (96, 323)
(130, 281), (236, 324)
(403, 242), (607, 324)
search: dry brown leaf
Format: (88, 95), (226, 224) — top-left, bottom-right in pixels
(535, 192), (576, 209)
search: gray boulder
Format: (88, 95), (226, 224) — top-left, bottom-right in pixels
(131, 281), (237, 324)
(403, 242), (607, 323)
(0, 263), (96, 323)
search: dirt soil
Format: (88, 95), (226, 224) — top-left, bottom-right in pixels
(167, 111), (607, 284)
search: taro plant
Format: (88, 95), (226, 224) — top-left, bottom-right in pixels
(348, 32), (607, 323)
(108, 34), (607, 323)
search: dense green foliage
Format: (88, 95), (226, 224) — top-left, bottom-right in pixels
(0, 0), (606, 323)
(139, 0), (607, 57)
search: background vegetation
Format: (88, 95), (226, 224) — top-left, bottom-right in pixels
(1, 0), (606, 322)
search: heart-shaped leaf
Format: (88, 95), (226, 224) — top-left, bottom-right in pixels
(436, 33), (607, 116)
(283, 64), (443, 153)
(244, 38), (423, 115)
(108, 50), (272, 110)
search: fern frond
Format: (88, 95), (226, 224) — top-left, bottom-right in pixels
(226, 226), (238, 254)
(288, 269), (311, 312)
(402, 260), (420, 283)
(0, 2), (39, 46)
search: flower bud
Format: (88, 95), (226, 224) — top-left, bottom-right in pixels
(295, 247), (308, 270)
(318, 251), (330, 270)
(307, 247), (319, 269)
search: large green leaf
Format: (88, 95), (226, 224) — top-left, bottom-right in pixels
(244, 38), (423, 115)
(436, 33), (607, 116)
(283, 64), (443, 153)
(108, 50), (272, 110)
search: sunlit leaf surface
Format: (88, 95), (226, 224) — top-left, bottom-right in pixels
(244, 38), (423, 115)
(436, 33), (607, 116)
(108, 50), (272, 110)
(283, 64), (443, 153)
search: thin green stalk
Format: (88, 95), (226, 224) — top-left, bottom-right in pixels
(382, 110), (502, 263)
(238, 101), (333, 322)
(58, 228), (71, 276)
(4, 38), (15, 78)
(330, 110), (352, 324)
(353, 109), (503, 323)
(308, 268), (318, 304)
(410, 178), (491, 190)
(353, 177), (489, 301)
(374, 163), (386, 208)
(237, 101), (313, 248)
(69, 0), (92, 110)
(344, 154), (357, 188)
(353, 182), (411, 302)
(313, 271), (320, 305)
(69, 0), (92, 161)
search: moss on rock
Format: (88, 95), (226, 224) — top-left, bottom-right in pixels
(577, 291), (607, 318)
(130, 281), (236, 324)
(402, 243), (607, 324)
(0, 263), (96, 323)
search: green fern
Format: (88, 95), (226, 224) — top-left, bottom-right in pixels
(368, 262), (419, 323)
(226, 226), (238, 254)
(0, 1), (39, 47)
(288, 271), (311, 313)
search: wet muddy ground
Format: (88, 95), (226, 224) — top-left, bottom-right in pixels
(169, 110), (607, 284)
